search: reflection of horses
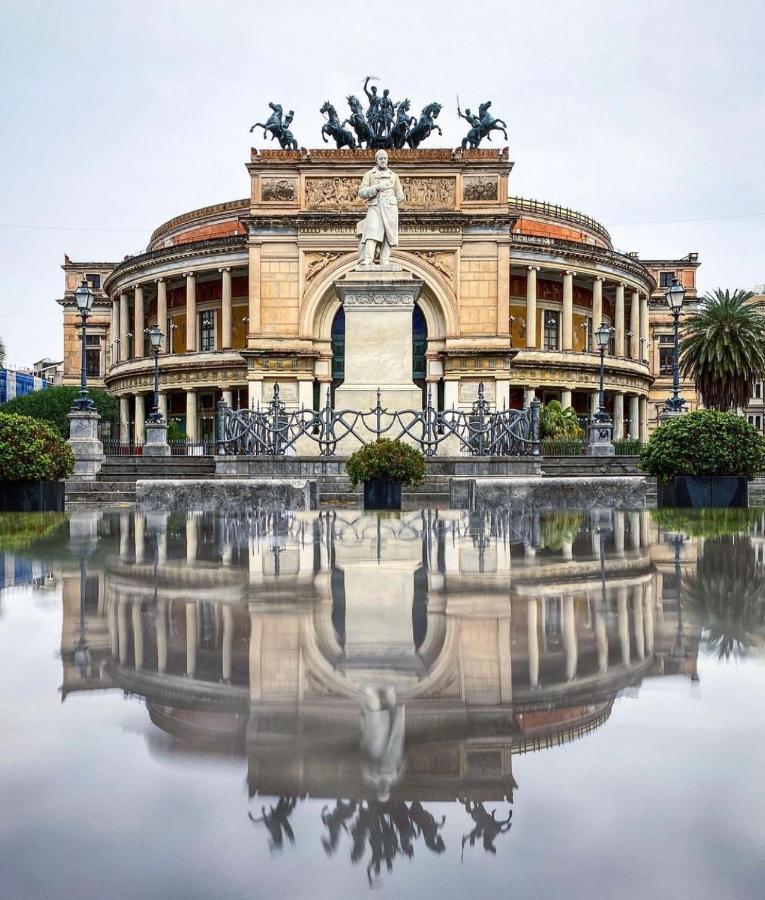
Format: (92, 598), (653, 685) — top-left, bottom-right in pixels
(460, 799), (512, 857)
(391, 99), (416, 150)
(249, 795), (298, 851)
(344, 95), (374, 147)
(407, 102), (443, 148)
(321, 800), (358, 855)
(320, 102), (357, 150)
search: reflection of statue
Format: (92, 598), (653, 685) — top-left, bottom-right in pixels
(358, 150), (405, 268)
(359, 685), (405, 799)
(248, 796), (298, 851)
(460, 800), (512, 857)
(249, 102), (299, 150)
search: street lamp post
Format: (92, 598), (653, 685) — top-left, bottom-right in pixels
(142, 326), (170, 457)
(146, 327), (164, 423)
(664, 278), (686, 414)
(72, 279), (96, 411)
(587, 321), (615, 456)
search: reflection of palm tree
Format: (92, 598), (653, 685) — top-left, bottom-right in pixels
(684, 535), (765, 659)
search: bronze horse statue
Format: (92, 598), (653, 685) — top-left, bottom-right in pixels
(250, 102), (298, 150)
(460, 100), (508, 149)
(390, 99), (416, 150)
(320, 101), (357, 149)
(407, 102), (443, 148)
(344, 95), (374, 148)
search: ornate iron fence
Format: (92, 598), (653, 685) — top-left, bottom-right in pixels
(217, 383), (541, 458)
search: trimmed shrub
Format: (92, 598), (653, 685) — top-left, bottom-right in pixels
(0, 413), (75, 481)
(0, 385), (118, 438)
(639, 410), (765, 482)
(346, 439), (426, 488)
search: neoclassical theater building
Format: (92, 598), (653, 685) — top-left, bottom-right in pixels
(57, 147), (700, 445)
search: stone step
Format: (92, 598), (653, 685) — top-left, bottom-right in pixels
(67, 491), (136, 504)
(67, 480), (137, 493)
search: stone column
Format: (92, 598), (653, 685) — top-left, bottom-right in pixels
(527, 600), (539, 689)
(222, 604), (234, 682)
(156, 599), (167, 674)
(590, 391), (600, 417)
(617, 587), (630, 665)
(156, 278), (167, 352)
(562, 270), (574, 351)
(614, 283), (625, 356)
(630, 290), (640, 360)
(629, 395), (640, 440)
(249, 244), (261, 334)
(220, 267), (232, 349)
(639, 396), (648, 443)
(185, 390), (198, 442)
(111, 298), (119, 367)
(185, 272), (196, 352)
(523, 387), (536, 407)
(640, 294), (649, 362)
(222, 388), (233, 409)
(119, 291), (129, 362)
(498, 245), (510, 337)
(592, 276), (604, 351)
(526, 266), (539, 349)
(563, 595), (577, 681)
(119, 396), (130, 444)
(134, 285), (145, 358)
(613, 393), (625, 441)
(118, 598), (129, 665)
(595, 603), (609, 674)
(132, 600), (144, 671)
(560, 389), (572, 409)
(134, 394), (145, 447)
(185, 602), (197, 677)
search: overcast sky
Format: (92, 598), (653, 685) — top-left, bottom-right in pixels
(1, 0), (763, 367)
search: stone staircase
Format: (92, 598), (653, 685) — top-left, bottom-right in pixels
(66, 456), (216, 505)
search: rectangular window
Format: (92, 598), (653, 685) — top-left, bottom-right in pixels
(756, 383), (762, 399)
(758, 416), (762, 430)
(85, 273), (101, 289)
(658, 334), (674, 344)
(85, 334), (101, 346)
(199, 311), (215, 352)
(659, 271), (675, 288)
(85, 348), (100, 377)
(748, 416), (754, 426)
(659, 347), (674, 376)
(543, 311), (559, 351)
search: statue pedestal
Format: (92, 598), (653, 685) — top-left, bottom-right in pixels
(143, 421), (171, 457)
(67, 409), (103, 480)
(334, 267), (423, 413)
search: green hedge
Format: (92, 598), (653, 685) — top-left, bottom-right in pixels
(0, 385), (118, 438)
(346, 439), (426, 488)
(639, 410), (765, 481)
(0, 413), (74, 481)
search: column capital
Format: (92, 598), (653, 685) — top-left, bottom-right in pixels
(564, 269), (576, 277)
(155, 276), (165, 285)
(593, 275), (605, 283)
(218, 266), (232, 274)
(527, 265), (540, 272)
(183, 271), (195, 280)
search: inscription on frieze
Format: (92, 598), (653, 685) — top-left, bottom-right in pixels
(459, 380), (496, 402)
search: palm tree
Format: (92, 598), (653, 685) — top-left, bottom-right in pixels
(0, 336), (5, 367)
(679, 289), (765, 411)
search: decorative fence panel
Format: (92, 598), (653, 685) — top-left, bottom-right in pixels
(217, 384), (541, 458)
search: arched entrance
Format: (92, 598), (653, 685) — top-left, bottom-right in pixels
(331, 304), (429, 402)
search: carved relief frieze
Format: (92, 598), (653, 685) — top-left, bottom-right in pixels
(463, 175), (499, 202)
(303, 251), (347, 284)
(304, 176), (456, 210)
(343, 292), (415, 307)
(411, 250), (455, 283)
(261, 178), (298, 202)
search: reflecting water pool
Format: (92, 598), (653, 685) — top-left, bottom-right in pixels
(2, 506), (765, 899)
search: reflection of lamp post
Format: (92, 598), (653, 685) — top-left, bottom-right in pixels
(146, 326), (164, 423)
(587, 323), (615, 456)
(72, 279), (96, 411)
(668, 532), (686, 666)
(664, 278), (686, 414)
(73, 551), (92, 678)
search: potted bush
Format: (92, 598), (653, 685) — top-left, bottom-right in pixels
(346, 439), (426, 510)
(0, 413), (74, 511)
(639, 410), (765, 508)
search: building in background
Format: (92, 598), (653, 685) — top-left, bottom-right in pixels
(0, 367), (51, 404)
(54, 145), (705, 447)
(32, 357), (64, 384)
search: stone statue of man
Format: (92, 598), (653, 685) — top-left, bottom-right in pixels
(358, 149), (404, 267)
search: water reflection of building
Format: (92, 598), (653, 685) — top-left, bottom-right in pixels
(59, 508), (700, 795)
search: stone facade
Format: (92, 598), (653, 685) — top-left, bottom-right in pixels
(55, 147), (703, 447)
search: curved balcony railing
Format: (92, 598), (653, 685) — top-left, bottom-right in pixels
(509, 197), (611, 244)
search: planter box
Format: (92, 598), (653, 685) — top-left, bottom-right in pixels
(0, 480), (65, 512)
(363, 479), (402, 510)
(658, 475), (748, 509)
